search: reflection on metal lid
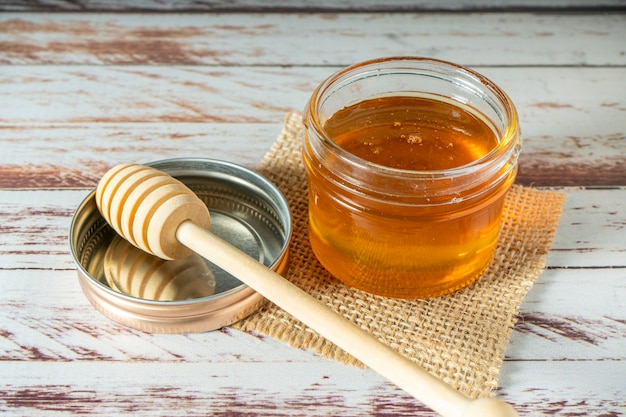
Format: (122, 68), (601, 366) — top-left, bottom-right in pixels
(104, 236), (217, 301)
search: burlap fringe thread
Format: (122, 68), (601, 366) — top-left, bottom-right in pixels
(233, 112), (566, 399)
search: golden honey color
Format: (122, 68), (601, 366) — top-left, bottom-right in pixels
(303, 58), (520, 298)
(306, 96), (513, 298)
(325, 96), (498, 171)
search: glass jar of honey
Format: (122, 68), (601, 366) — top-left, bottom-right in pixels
(302, 57), (521, 299)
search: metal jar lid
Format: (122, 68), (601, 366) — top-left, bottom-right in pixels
(69, 158), (292, 333)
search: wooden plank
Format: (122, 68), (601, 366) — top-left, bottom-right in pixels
(547, 187), (626, 268)
(1, 265), (623, 362)
(1, 262), (623, 414)
(0, 269), (317, 362)
(0, 67), (624, 187)
(0, 360), (623, 416)
(0, 187), (624, 270)
(499, 360), (625, 416)
(0, 360), (428, 416)
(1, 189), (625, 269)
(1, 123), (624, 189)
(1, 267), (624, 415)
(0, 188), (623, 362)
(1, 13), (624, 66)
(0, 123), (283, 188)
(517, 134), (626, 187)
(0, 66), (311, 124)
(508, 268), (626, 361)
(2, 0), (625, 12)
(0, 190), (85, 271)
(2, 66), (623, 127)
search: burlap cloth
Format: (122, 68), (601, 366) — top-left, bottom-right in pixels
(233, 112), (566, 398)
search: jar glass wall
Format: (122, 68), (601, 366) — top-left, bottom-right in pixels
(302, 57), (521, 299)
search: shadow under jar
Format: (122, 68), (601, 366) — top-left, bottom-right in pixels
(302, 57), (521, 299)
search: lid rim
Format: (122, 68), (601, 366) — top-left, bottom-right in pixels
(69, 157), (291, 332)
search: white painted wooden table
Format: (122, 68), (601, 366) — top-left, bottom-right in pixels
(1, 2), (624, 416)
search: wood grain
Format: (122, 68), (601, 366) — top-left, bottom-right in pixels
(2, 258), (623, 362)
(548, 188), (626, 268)
(1, 66), (624, 187)
(3, 362), (624, 416)
(2, 186), (625, 269)
(1, 264), (624, 415)
(2, 0), (625, 12)
(1, 9), (624, 417)
(0, 360), (430, 416)
(1, 13), (624, 66)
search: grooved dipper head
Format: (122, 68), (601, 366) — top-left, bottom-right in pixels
(95, 164), (211, 260)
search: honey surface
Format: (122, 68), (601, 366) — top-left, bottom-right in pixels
(307, 95), (511, 298)
(325, 95), (498, 170)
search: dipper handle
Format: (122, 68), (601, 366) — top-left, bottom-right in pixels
(96, 164), (519, 417)
(176, 221), (518, 417)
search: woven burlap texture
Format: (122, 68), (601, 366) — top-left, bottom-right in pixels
(233, 112), (566, 399)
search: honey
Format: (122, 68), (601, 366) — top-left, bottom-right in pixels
(325, 96), (498, 171)
(303, 57), (520, 298)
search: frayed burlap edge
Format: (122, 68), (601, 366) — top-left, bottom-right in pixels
(232, 112), (566, 399)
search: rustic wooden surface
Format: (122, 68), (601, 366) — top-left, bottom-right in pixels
(1, 3), (625, 416)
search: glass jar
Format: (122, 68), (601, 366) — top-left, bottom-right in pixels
(302, 57), (521, 299)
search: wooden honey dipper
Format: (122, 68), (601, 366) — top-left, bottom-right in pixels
(96, 163), (519, 417)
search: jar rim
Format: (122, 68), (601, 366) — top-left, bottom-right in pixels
(304, 56), (520, 180)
